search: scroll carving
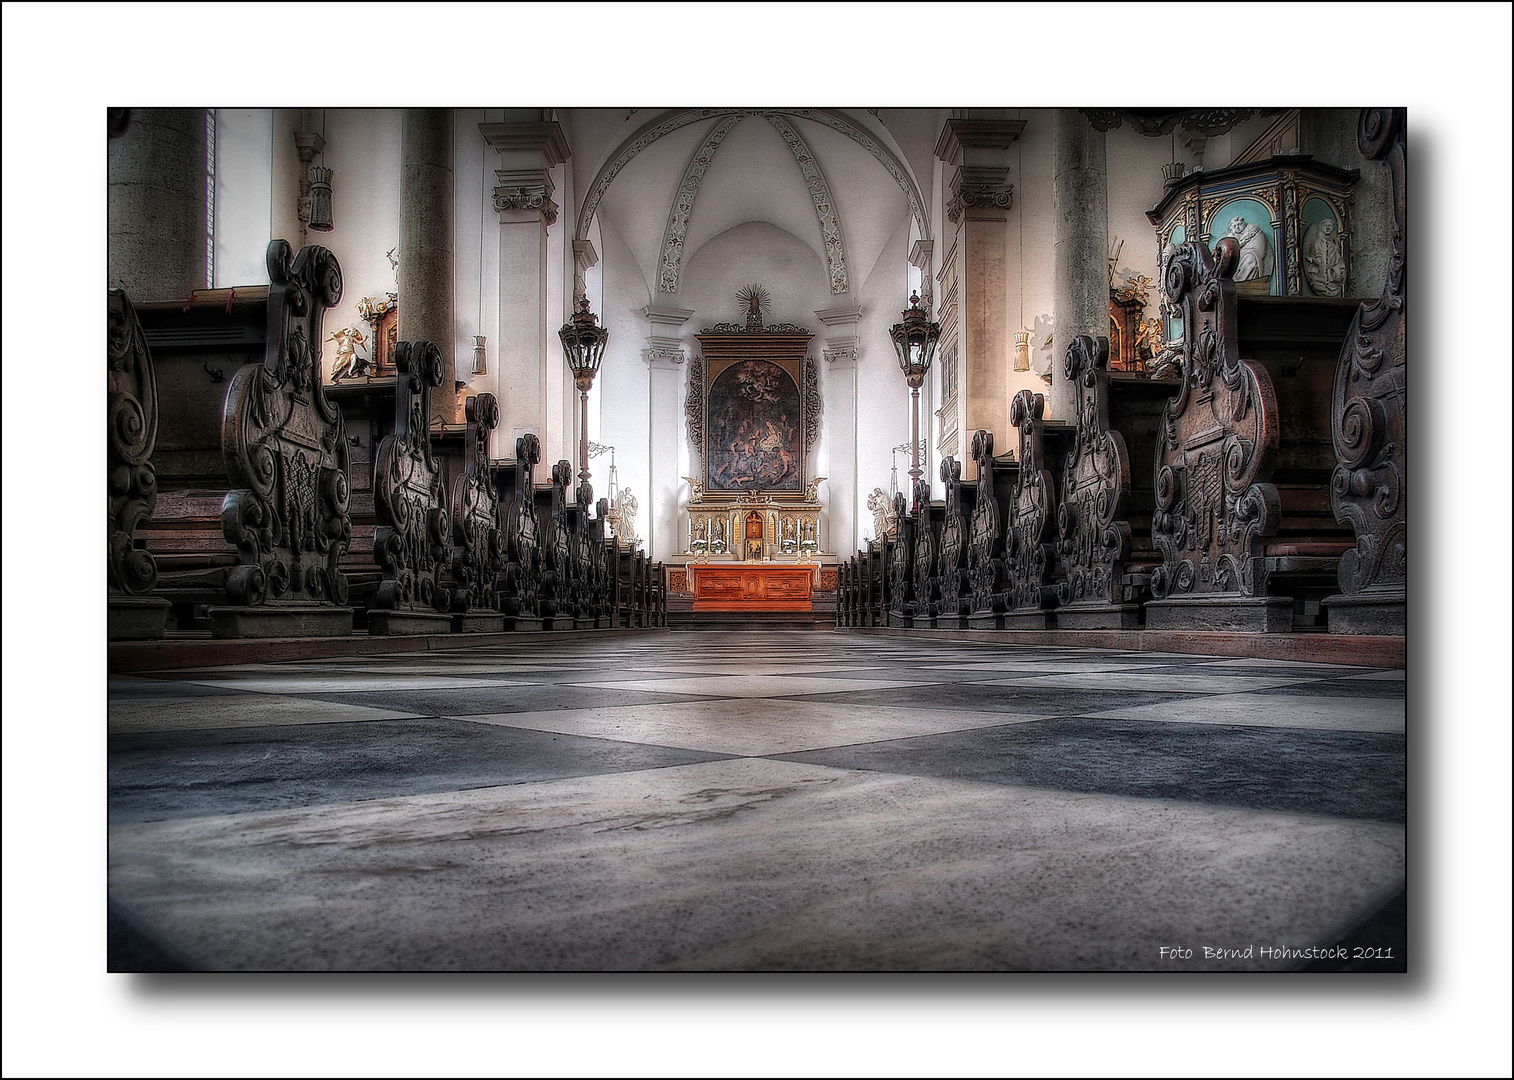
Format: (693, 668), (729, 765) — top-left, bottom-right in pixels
(910, 478), (938, 621)
(802, 354), (822, 458)
(370, 341), (450, 614)
(449, 394), (504, 614)
(1056, 336), (1133, 608)
(967, 430), (1006, 615)
(685, 353), (705, 457)
(888, 491), (913, 622)
(1150, 239), (1280, 601)
(1004, 390), (1058, 613)
(541, 460), (575, 621)
(1331, 109), (1406, 601)
(936, 458), (970, 619)
(108, 290), (160, 596)
(505, 434), (542, 619)
(220, 241), (352, 608)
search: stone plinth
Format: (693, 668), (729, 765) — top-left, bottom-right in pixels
(109, 596), (171, 640)
(209, 606), (353, 639)
(1143, 596), (1294, 634)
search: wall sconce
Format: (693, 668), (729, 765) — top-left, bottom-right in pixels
(307, 166), (334, 232)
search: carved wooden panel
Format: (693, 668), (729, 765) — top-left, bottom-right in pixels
(540, 460), (574, 620)
(888, 491), (913, 620)
(936, 458), (970, 618)
(504, 434), (542, 619)
(1057, 335), (1134, 608)
(1004, 390), (1058, 612)
(108, 289), (160, 596)
(819, 566), (838, 591)
(1151, 239), (1281, 601)
(449, 394), (504, 614)
(910, 478), (938, 620)
(370, 341), (449, 614)
(1331, 110), (1406, 604)
(220, 241), (352, 608)
(966, 430), (1006, 614)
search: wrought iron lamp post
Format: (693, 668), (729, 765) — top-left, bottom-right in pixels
(888, 291), (940, 491)
(558, 297), (609, 491)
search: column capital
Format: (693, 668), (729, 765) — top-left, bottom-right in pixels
(573, 239), (599, 273)
(643, 336), (686, 368)
(821, 335), (860, 368)
(908, 240), (934, 271)
(947, 165), (1013, 224)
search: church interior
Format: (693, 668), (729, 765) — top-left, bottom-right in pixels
(5, 7), (1511, 1075)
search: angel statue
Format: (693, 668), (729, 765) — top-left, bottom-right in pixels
(327, 326), (369, 382)
(610, 488), (639, 545)
(867, 487), (896, 540)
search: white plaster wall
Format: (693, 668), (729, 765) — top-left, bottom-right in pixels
(213, 109), (272, 288)
(453, 109), (495, 451)
(853, 218), (914, 546)
(317, 110), (402, 381)
(1106, 126), (1171, 306)
(596, 214), (653, 549)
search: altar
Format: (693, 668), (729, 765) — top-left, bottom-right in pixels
(690, 564), (816, 612)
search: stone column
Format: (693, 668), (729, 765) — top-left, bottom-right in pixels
(934, 117), (1024, 473)
(480, 119), (569, 453)
(399, 109), (456, 425)
(817, 304), (862, 555)
(644, 304), (693, 561)
(1051, 109), (1109, 421)
(108, 108), (208, 301)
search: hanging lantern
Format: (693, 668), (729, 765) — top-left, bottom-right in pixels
(471, 335), (487, 376)
(307, 166), (334, 232)
(889, 292), (939, 389)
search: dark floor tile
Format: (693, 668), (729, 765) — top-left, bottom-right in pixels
(775, 718), (1405, 823)
(1248, 681), (1405, 699)
(107, 680), (251, 699)
(787, 683), (1198, 716)
(289, 684), (723, 716)
(109, 718), (731, 824)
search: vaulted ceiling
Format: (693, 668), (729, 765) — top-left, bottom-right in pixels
(564, 108), (939, 302)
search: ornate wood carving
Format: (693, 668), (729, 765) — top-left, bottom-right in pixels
(1330, 109), (1406, 621)
(541, 460), (574, 622)
(220, 241), (352, 609)
(371, 341), (449, 615)
(910, 478), (938, 621)
(1004, 390), (1058, 613)
(685, 353), (705, 457)
(504, 434), (542, 620)
(691, 564), (814, 610)
(887, 491), (914, 622)
(966, 430), (1006, 615)
(1057, 336), (1134, 609)
(108, 289), (160, 596)
(449, 394), (504, 614)
(1150, 239), (1281, 603)
(935, 457), (970, 620)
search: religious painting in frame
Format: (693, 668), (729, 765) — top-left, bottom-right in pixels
(703, 354), (805, 495)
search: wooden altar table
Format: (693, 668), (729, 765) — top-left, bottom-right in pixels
(691, 564), (815, 611)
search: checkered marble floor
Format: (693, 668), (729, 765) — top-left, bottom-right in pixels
(108, 631), (1406, 971)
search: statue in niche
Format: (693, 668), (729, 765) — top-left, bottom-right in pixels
(1224, 216), (1275, 283)
(1302, 217), (1347, 296)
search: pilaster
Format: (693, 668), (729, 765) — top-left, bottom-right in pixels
(481, 120), (569, 454)
(108, 108), (208, 301)
(935, 118), (1023, 474)
(400, 109), (455, 424)
(816, 304), (862, 556)
(644, 304), (693, 560)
